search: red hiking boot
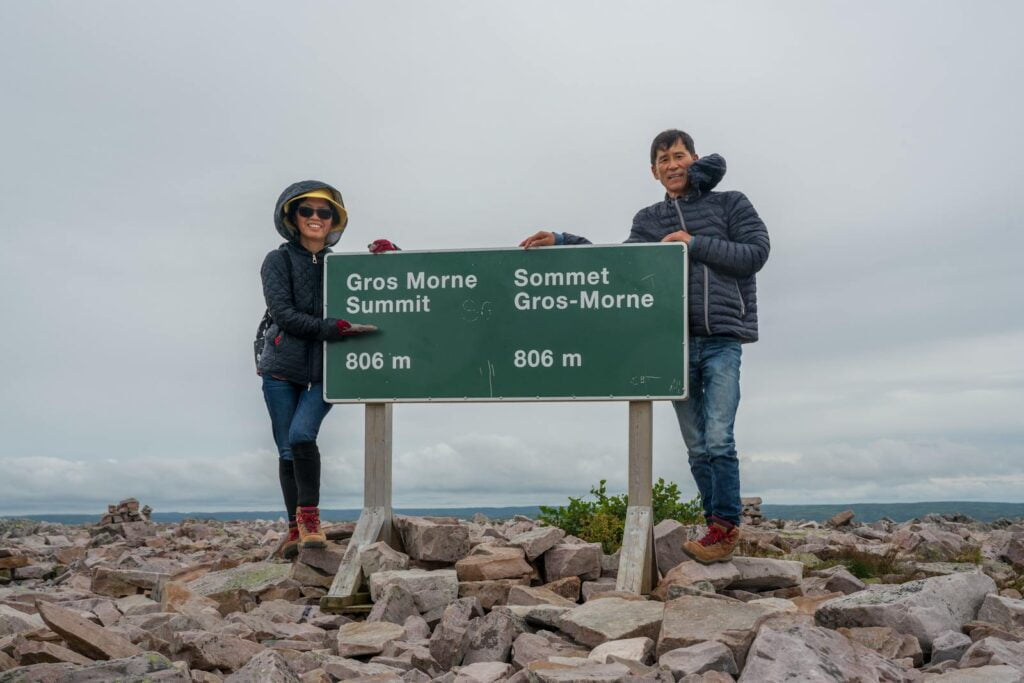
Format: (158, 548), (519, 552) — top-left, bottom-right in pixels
(683, 518), (739, 564)
(278, 522), (300, 559)
(295, 506), (326, 549)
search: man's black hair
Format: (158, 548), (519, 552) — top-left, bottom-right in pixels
(650, 129), (696, 164)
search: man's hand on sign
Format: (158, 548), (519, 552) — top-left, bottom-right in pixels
(661, 230), (693, 244)
(335, 319), (379, 336)
(520, 231), (556, 249)
(368, 239), (400, 253)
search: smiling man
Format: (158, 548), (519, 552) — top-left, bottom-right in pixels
(520, 129), (770, 563)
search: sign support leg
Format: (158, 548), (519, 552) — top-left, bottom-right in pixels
(617, 400), (656, 594)
(321, 403), (395, 613)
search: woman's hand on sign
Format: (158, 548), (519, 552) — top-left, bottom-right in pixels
(335, 319), (379, 336)
(520, 231), (556, 249)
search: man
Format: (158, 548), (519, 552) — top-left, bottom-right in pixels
(520, 129), (769, 563)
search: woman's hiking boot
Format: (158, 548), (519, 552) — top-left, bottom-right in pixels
(682, 517), (739, 564)
(295, 506), (326, 549)
(278, 522), (300, 559)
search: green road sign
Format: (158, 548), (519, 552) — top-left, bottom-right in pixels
(323, 244), (688, 402)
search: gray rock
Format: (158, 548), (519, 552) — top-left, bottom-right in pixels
(369, 569), (460, 613)
(320, 656), (406, 680)
(396, 516), (471, 563)
(652, 561), (740, 600)
(224, 649), (301, 682)
(511, 631), (589, 670)
(462, 610), (524, 665)
(369, 583), (419, 625)
(430, 598), (483, 670)
(361, 542), (411, 578)
(581, 578), (619, 602)
(657, 595), (773, 669)
(507, 585), (576, 607)
(402, 614), (431, 641)
(959, 637), (1024, 673)
(557, 597), (665, 648)
(810, 564), (867, 594)
(454, 662), (513, 682)
(924, 665), (1024, 682)
(0, 604), (44, 636)
(90, 567), (168, 598)
(498, 604), (572, 630)
(173, 630), (266, 673)
(336, 621), (405, 657)
(658, 641), (738, 678)
(459, 578), (529, 609)
(726, 557), (803, 591)
(185, 562), (292, 613)
(508, 527), (566, 562)
(814, 571), (996, 649)
(653, 519), (691, 576)
(526, 660), (633, 682)
(931, 629), (972, 664)
(588, 637), (654, 665)
(738, 620), (915, 682)
(978, 594), (1024, 632)
(2, 652), (190, 682)
(837, 625), (923, 666)
(115, 594), (161, 616)
(543, 543), (602, 582)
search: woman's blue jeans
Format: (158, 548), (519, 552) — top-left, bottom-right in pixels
(672, 337), (743, 525)
(262, 376), (332, 461)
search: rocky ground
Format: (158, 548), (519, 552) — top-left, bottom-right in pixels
(1, 507), (1024, 682)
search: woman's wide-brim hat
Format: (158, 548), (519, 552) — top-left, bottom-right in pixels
(285, 188), (349, 231)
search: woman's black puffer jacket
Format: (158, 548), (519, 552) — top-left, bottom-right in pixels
(258, 180), (350, 385)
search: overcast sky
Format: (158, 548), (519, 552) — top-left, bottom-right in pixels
(2, 1), (1022, 515)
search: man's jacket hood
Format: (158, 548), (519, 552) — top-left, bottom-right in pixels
(273, 180), (347, 247)
(683, 153), (726, 196)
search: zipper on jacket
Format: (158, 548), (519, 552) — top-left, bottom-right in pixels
(703, 265), (711, 335)
(735, 281), (746, 318)
(672, 199), (687, 233)
(312, 253), (317, 264)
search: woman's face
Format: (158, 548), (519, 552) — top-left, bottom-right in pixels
(293, 197), (334, 246)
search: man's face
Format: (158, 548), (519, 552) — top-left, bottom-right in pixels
(652, 140), (699, 198)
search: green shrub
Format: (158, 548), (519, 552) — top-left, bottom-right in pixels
(538, 478), (703, 553)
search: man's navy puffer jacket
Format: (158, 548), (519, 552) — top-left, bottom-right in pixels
(258, 181), (351, 385)
(561, 154), (769, 342)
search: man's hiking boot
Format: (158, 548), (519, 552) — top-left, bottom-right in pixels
(295, 506), (326, 549)
(683, 517), (739, 564)
(278, 522), (300, 559)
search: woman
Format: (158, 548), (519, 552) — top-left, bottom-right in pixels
(258, 180), (378, 557)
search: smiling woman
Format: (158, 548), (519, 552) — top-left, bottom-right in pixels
(256, 180), (379, 558)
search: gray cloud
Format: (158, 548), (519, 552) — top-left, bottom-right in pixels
(1, 1), (1022, 514)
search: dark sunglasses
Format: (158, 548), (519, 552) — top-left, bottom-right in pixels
(296, 206), (334, 220)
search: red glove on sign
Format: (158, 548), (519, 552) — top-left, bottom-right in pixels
(368, 239), (400, 254)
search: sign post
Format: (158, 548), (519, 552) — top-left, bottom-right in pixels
(320, 245), (687, 610)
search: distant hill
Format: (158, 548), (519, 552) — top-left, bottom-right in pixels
(7, 501), (1024, 525)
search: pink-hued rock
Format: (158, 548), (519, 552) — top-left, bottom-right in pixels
(36, 600), (143, 660)
(543, 543), (602, 582)
(556, 597), (664, 648)
(455, 545), (532, 582)
(395, 516), (471, 563)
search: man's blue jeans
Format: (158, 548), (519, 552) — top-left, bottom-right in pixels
(672, 336), (743, 525)
(262, 376), (333, 461)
